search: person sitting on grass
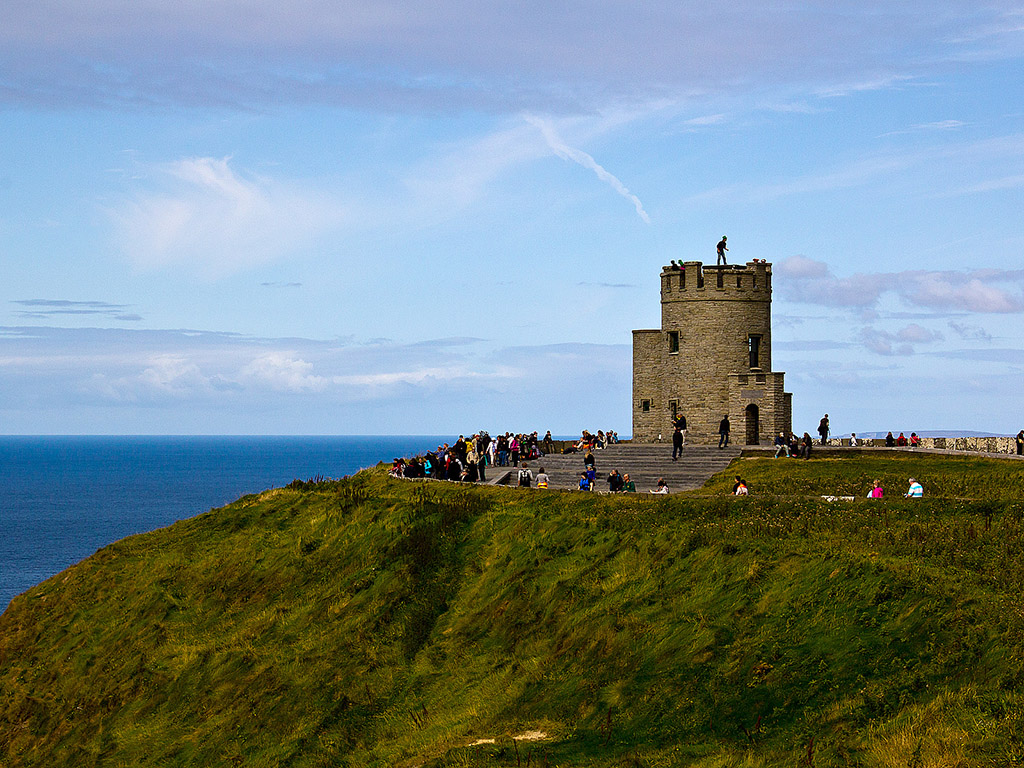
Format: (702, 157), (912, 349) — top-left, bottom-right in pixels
(868, 480), (884, 498)
(732, 476), (749, 495)
(650, 478), (669, 494)
(904, 477), (924, 498)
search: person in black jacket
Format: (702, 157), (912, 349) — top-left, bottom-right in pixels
(672, 426), (684, 460)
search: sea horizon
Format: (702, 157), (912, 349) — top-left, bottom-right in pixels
(0, 434), (465, 612)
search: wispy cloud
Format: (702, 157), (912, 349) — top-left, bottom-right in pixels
(682, 113), (728, 127)
(877, 119), (968, 137)
(527, 115), (651, 223)
(814, 74), (917, 99)
(3, 3), (1016, 112)
(12, 299), (141, 322)
(110, 157), (350, 278)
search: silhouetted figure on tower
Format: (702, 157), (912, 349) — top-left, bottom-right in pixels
(716, 236), (728, 266)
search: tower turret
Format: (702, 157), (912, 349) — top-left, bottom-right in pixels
(633, 261), (791, 444)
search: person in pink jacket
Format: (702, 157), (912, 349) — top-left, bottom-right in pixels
(868, 480), (884, 498)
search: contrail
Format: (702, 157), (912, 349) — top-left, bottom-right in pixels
(527, 116), (651, 224)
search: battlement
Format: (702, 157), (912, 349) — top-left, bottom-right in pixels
(660, 260), (771, 300)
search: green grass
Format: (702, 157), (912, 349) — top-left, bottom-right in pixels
(700, 451), (1024, 500)
(2, 454), (1024, 766)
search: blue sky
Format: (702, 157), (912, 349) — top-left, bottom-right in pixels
(1, 1), (1023, 435)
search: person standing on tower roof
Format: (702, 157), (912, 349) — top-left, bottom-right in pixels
(716, 236), (729, 266)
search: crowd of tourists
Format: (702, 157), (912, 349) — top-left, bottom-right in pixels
(388, 429), (618, 485)
(389, 431), (544, 483)
(564, 429), (620, 453)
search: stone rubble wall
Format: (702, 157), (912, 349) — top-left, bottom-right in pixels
(825, 436), (1022, 454)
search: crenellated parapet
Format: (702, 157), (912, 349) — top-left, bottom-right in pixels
(660, 260), (771, 299)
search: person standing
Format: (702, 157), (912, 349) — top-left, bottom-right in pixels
(673, 413), (687, 446)
(542, 430), (555, 455)
(716, 236), (729, 266)
(818, 414), (830, 445)
(718, 415), (730, 448)
(1017, 430), (1024, 456)
(672, 425), (684, 460)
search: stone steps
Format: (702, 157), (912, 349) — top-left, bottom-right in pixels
(492, 444), (741, 493)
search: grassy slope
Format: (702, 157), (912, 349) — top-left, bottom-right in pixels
(1, 454), (1023, 766)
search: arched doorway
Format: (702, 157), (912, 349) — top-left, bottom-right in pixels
(744, 404), (760, 445)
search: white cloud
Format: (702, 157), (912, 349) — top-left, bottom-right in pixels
(239, 353), (328, 393)
(895, 323), (943, 343)
(111, 157), (350, 277)
(0, 325), (633, 433)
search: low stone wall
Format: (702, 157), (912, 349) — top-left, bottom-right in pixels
(825, 436), (1021, 455)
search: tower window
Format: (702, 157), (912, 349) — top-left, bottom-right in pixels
(641, 399), (652, 413)
(668, 331), (679, 354)
(748, 334), (762, 369)
(669, 399), (678, 417)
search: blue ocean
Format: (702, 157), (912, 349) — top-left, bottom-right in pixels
(0, 435), (447, 612)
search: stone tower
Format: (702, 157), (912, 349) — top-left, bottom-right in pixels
(632, 260), (792, 444)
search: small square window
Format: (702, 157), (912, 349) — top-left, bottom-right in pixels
(641, 399), (652, 413)
(668, 331), (679, 354)
(669, 400), (678, 417)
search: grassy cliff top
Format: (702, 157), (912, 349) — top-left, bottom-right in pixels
(2, 453), (1023, 767)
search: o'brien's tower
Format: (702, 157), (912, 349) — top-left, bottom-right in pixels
(632, 260), (792, 444)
